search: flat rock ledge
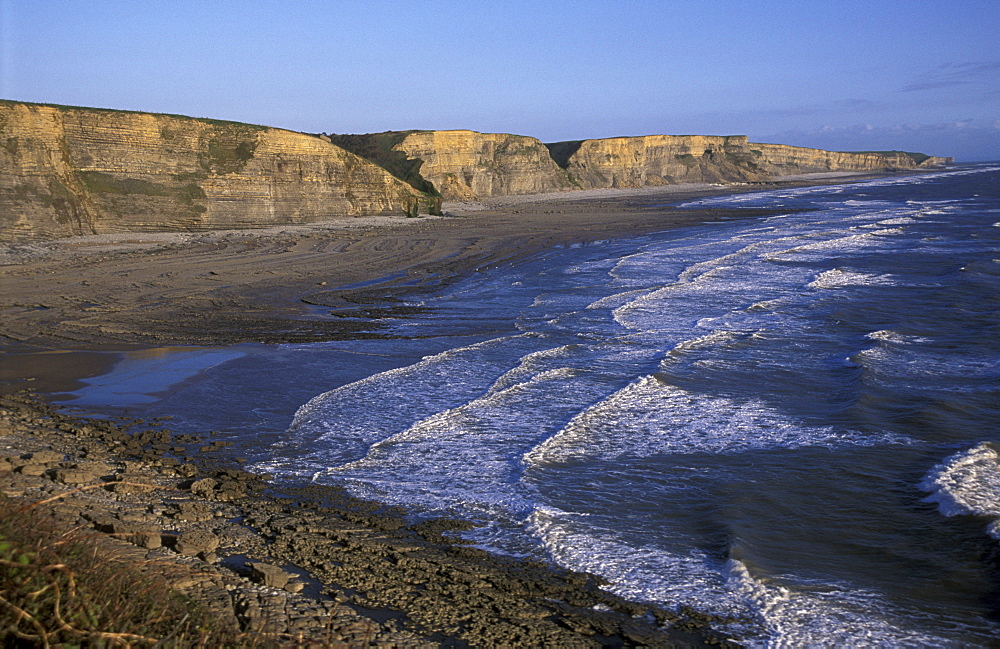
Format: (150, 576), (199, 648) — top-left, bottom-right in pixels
(0, 391), (741, 647)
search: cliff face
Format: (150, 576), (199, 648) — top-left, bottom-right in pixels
(0, 101), (425, 241)
(551, 137), (952, 189)
(385, 130), (575, 201)
(549, 135), (769, 189)
(369, 130), (951, 200)
(916, 155), (955, 167)
(1, 99), (953, 242)
(747, 143), (952, 175)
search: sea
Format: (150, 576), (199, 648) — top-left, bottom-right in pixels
(62, 164), (1000, 646)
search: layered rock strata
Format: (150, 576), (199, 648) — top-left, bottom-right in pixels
(337, 130), (576, 201)
(0, 98), (954, 241)
(0, 101), (428, 241)
(343, 129), (952, 200)
(548, 134), (768, 189)
(549, 135), (954, 190)
(748, 142), (954, 175)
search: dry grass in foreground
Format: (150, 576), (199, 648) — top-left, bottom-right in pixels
(0, 494), (239, 647)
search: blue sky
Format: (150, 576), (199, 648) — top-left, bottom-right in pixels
(1, 1), (997, 160)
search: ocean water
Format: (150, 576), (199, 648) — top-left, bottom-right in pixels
(65, 165), (1000, 646)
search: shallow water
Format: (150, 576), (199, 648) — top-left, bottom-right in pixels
(62, 166), (1000, 646)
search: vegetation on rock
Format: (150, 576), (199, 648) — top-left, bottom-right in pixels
(0, 495), (237, 646)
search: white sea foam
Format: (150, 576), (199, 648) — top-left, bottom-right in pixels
(309, 342), (655, 517)
(865, 329), (927, 344)
(669, 329), (744, 353)
(725, 559), (963, 647)
(854, 344), (1000, 384)
(585, 287), (649, 311)
(532, 507), (965, 647)
(807, 268), (898, 290)
(524, 375), (912, 466)
(920, 443), (1000, 538)
(767, 230), (900, 264)
(484, 344), (581, 395)
(529, 506), (760, 638)
(262, 334), (542, 475)
(875, 216), (919, 226)
(611, 243), (817, 334)
(313, 365), (587, 516)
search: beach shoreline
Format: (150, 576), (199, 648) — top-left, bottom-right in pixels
(0, 171), (944, 645)
(1, 390), (736, 646)
(0, 173), (903, 362)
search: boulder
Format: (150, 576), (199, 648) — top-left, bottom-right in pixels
(189, 477), (218, 498)
(174, 530), (219, 556)
(249, 562), (294, 589)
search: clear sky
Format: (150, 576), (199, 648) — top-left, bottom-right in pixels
(1, 0), (997, 160)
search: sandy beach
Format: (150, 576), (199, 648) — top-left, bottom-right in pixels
(0, 176), (883, 366)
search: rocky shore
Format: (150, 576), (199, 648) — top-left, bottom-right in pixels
(0, 389), (737, 646)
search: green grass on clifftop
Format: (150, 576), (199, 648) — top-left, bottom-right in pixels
(0, 98), (270, 133)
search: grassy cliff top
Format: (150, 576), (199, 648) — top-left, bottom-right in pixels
(0, 98), (270, 132)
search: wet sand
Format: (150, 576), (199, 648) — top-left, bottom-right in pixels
(0, 177), (878, 357)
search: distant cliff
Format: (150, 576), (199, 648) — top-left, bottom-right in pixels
(334, 130), (574, 202)
(548, 135), (768, 189)
(337, 129), (952, 200)
(0, 101), (432, 241)
(747, 143), (953, 174)
(548, 136), (953, 191)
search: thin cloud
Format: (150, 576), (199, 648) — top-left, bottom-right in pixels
(782, 119), (992, 136)
(901, 61), (1000, 92)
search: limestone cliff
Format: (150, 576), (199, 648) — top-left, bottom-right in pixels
(747, 143), (954, 175)
(0, 101), (428, 241)
(547, 135), (769, 189)
(1, 99), (952, 242)
(917, 155), (955, 167)
(334, 130), (575, 201)
(549, 136), (952, 189)
(353, 129), (951, 200)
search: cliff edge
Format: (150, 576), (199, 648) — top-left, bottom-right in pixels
(549, 134), (768, 190)
(0, 101), (430, 241)
(548, 136), (953, 191)
(337, 129), (952, 201)
(334, 130), (574, 202)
